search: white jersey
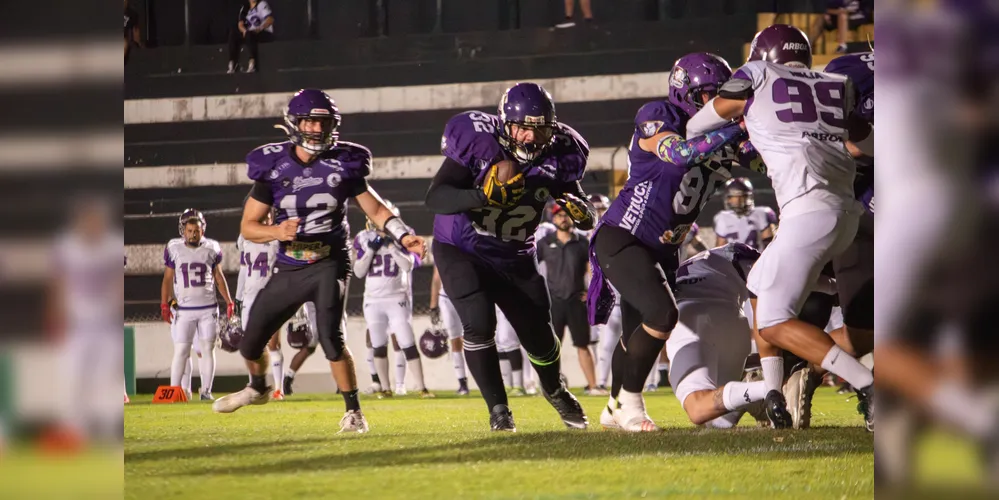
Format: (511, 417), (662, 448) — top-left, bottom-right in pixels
(164, 237), (223, 308)
(236, 235), (278, 301)
(674, 244), (759, 305)
(54, 230), (123, 332)
(713, 206), (777, 250)
(731, 61), (859, 216)
(353, 230), (415, 299)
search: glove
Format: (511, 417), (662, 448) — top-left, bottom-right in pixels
(429, 307), (441, 327)
(737, 140), (767, 175)
(161, 302), (173, 323)
(227, 302), (235, 319)
(554, 192), (592, 224)
(482, 167), (526, 208)
(368, 235), (385, 250)
(233, 299), (242, 318)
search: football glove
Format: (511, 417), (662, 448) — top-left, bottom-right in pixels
(161, 299), (177, 323)
(226, 301), (235, 319)
(482, 166), (526, 208)
(368, 235), (385, 250)
(554, 192), (592, 225)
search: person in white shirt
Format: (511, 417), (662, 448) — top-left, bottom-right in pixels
(353, 201), (433, 398)
(227, 0), (274, 73)
(162, 209), (234, 401)
(713, 178), (777, 250)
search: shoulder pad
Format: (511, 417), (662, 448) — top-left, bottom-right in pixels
(718, 78), (754, 100)
(634, 101), (686, 139)
(326, 141), (372, 179)
(441, 111), (506, 174)
(246, 142), (291, 181)
(204, 238), (222, 252)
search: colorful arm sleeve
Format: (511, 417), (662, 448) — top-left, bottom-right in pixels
(655, 122), (745, 168)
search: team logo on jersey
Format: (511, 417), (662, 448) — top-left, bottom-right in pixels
(292, 176), (324, 193)
(669, 67), (687, 88)
(863, 97), (874, 111)
(640, 121), (663, 138)
(326, 173), (341, 187)
(302, 167), (313, 178)
(535, 187), (550, 202)
(538, 163), (557, 179)
(269, 169), (280, 180)
(281, 178), (291, 188)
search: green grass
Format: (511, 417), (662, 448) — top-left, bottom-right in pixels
(125, 387), (873, 499)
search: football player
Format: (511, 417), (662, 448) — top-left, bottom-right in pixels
(713, 178), (777, 250)
(353, 206), (434, 399)
(429, 264), (470, 395)
(426, 82), (595, 431)
(162, 209), (234, 401)
(686, 25), (874, 430)
(213, 89), (426, 435)
(235, 209), (282, 397)
(588, 52), (752, 432)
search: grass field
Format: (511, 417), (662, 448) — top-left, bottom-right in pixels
(123, 386), (873, 499)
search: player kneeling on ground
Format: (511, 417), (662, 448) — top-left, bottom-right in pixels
(213, 89), (426, 435)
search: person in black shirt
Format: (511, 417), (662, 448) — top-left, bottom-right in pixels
(536, 205), (604, 395)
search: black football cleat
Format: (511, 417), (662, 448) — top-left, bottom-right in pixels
(490, 404), (516, 432)
(856, 385), (874, 432)
(764, 390), (793, 429)
(543, 384), (588, 430)
(283, 376), (294, 396)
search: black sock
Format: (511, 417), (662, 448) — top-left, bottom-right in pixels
(458, 377), (468, 386)
(250, 374), (268, 394)
(507, 349), (524, 371)
(610, 341), (626, 399)
(342, 389), (361, 412)
(372, 374), (381, 384)
(464, 347), (508, 410)
(531, 359), (563, 395)
(622, 327), (667, 394)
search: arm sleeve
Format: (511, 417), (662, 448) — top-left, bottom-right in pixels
(249, 181), (274, 205)
(344, 178), (368, 198)
(656, 122), (746, 169)
(387, 244), (416, 273)
(352, 241), (377, 278)
(425, 157), (488, 214)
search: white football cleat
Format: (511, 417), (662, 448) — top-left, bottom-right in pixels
(362, 382), (382, 395)
(614, 390), (659, 432)
(212, 386), (271, 414)
(394, 386), (408, 396)
(600, 404), (620, 430)
(338, 410), (370, 434)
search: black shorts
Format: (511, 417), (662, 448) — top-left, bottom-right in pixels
(433, 241), (559, 362)
(594, 225), (679, 333)
(551, 296), (590, 347)
(832, 211), (874, 329)
(240, 256), (350, 361)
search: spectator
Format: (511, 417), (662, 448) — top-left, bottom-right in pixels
(555, 0), (593, 29)
(227, 0), (274, 74)
(124, 0), (141, 64)
(811, 0), (873, 54)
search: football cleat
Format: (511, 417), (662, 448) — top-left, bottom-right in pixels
(489, 404), (517, 432)
(419, 390), (436, 399)
(283, 376), (295, 396)
(272, 390), (285, 401)
(525, 383), (538, 396)
(585, 386), (609, 397)
(783, 362), (817, 429)
(508, 387), (526, 397)
(614, 392), (659, 432)
(600, 404), (621, 430)
(377, 390), (393, 400)
(363, 382), (383, 395)
(456, 381), (470, 396)
(764, 390), (793, 429)
(200, 391), (214, 402)
(856, 385), (874, 432)
(743, 368), (770, 427)
(338, 410), (369, 434)
(394, 386), (408, 396)
(543, 384), (588, 430)
(212, 385), (271, 414)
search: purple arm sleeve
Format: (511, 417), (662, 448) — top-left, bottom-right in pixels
(656, 122), (745, 168)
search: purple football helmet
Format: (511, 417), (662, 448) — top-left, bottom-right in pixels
(668, 52), (733, 117)
(723, 177), (754, 215)
(284, 89), (342, 155)
(219, 316), (244, 353)
(497, 82), (557, 163)
(418, 326), (448, 359)
(747, 24), (812, 69)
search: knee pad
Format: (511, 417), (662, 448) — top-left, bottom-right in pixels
(306, 346), (317, 355)
(507, 349), (524, 370)
(497, 350), (509, 360)
(842, 280), (874, 330)
(372, 345), (388, 358)
(402, 345), (420, 361)
(799, 291), (834, 329)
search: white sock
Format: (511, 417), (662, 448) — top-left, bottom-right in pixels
(820, 346), (874, 389)
(761, 356), (784, 393)
(171, 342), (192, 389)
(596, 343), (614, 387)
(285, 368), (295, 379)
(499, 357), (513, 387)
(269, 349), (284, 390)
(394, 350), (406, 388)
(451, 350), (467, 380)
(366, 348), (376, 378)
(512, 368), (524, 389)
(182, 357), (193, 395)
(930, 380), (997, 438)
(707, 411), (742, 429)
(658, 361), (669, 372)
(374, 354), (391, 390)
(406, 356), (426, 391)
(197, 339), (216, 394)
(617, 389), (644, 410)
(645, 365), (659, 389)
(722, 380), (768, 411)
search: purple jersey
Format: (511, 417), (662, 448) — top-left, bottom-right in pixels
(601, 100), (732, 258)
(246, 140), (370, 266)
(825, 52), (874, 125)
(433, 111), (588, 268)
